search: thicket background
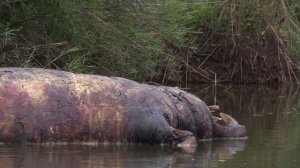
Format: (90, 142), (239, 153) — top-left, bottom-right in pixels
(1, 0), (300, 84)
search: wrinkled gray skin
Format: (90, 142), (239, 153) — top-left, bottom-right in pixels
(148, 85), (247, 146)
(0, 68), (247, 147)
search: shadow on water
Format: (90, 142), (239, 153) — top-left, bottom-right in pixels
(0, 85), (300, 168)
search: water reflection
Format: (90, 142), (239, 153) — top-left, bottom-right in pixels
(0, 140), (246, 168)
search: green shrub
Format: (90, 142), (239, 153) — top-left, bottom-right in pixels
(0, 0), (300, 83)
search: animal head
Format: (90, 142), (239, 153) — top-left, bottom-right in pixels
(213, 113), (247, 138)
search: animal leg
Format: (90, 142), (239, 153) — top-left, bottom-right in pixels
(170, 127), (197, 147)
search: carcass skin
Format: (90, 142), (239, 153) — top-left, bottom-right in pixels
(0, 68), (247, 146)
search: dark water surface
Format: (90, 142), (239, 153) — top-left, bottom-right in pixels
(0, 85), (300, 168)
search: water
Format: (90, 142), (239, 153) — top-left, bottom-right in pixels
(0, 85), (299, 168)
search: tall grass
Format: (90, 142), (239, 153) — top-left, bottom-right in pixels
(0, 0), (300, 83)
(188, 0), (300, 83)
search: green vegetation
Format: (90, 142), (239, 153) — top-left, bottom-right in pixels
(1, 0), (300, 83)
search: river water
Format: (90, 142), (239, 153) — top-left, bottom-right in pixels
(0, 85), (299, 168)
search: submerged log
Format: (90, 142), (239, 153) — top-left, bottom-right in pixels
(0, 68), (247, 146)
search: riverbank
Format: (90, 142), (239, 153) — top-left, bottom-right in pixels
(1, 0), (300, 84)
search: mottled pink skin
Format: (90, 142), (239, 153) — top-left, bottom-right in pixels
(0, 68), (247, 145)
(0, 83), (85, 142)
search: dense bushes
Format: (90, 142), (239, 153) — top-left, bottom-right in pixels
(1, 0), (300, 84)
